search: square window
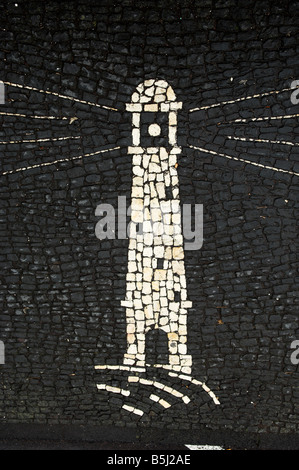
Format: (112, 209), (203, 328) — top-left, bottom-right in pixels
(140, 112), (169, 147)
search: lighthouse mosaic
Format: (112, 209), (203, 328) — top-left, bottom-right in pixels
(122, 79), (192, 373)
(2, 72), (297, 419)
(95, 80), (220, 414)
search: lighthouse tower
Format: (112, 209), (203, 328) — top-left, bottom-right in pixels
(121, 79), (192, 374)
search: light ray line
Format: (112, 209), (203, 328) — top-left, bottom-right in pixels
(1, 145), (121, 176)
(227, 135), (299, 147)
(188, 144), (299, 177)
(3, 81), (119, 112)
(224, 113), (299, 124)
(189, 86), (295, 113)
(0, 136), (80, 145)
(0, 111), (68, 120)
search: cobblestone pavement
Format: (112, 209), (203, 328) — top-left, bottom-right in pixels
(0, 0), (298, 445)
(0, 438), (187, 450)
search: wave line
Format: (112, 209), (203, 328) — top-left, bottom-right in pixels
(149, 394), (172, 409)
(122, 403), (144, 416)
(148, 364), (220, 404)
(94, 364), (146, 373)
(168, 371), (220, 405)
(128, 376), (190, 404)
(96, 384), (130, 396)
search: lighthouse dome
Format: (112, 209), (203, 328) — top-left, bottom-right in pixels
(130, 79), (177, 104)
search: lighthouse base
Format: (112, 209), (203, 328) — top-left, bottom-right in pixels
(123, 353), (192, 375)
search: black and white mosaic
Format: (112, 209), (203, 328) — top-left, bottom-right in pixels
(0, 0), (298, 436)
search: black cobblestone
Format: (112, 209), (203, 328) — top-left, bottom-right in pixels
(0, 0), (298, 441)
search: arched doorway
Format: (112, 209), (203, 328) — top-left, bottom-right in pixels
(145, 328), (169, 365)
